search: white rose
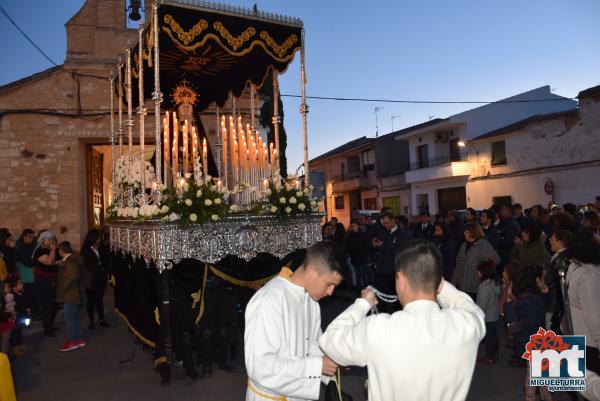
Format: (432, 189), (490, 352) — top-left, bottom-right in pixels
(168, 212), (180, 221)
(184, 173), (192, 179)
(285, 207), (292, 214)
(230, 204), (239, 212)
(183, 182), (190, 191)
(265, 189), (272, 196)
(279, 197), (286, 204)
(189, 213), (198, 222)
(270, 206), (278, 213)
(185, 198), (193, 206)
(296, 191), (303, 197)
(303, 187), (310, 194)
(211, 214), (219, 221)
(205, 199), (213, 206)
(310, 200), (317, 208)
(214, 198), (222, 205)
(289, 197), (297, 204)
(161, 205), (169, 213)
(298, 203), (306, 211)
(196, 189), (202, 198)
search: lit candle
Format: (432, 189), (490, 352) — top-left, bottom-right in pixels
(163, 112), (170, 186)
(202, 138), (208, 179)
(172, 113), (179, 183)
(221, 115), (228, 188)
(182, 120), (189, 173)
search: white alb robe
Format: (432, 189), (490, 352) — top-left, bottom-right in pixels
(319, 280), (485, 401)
(244, 268), (327, 401)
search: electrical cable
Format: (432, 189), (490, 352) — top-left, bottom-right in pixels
(281, 94), (577, 104)
(0, 4), (59, 66)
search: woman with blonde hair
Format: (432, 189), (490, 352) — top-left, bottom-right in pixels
(453, 222), (500, 300)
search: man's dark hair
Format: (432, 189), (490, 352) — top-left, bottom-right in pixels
(21, 229), (34, 237)
(381, 211), (395, 221)
(58, 241), (73, 254)
(397, 215), (409, 227)
(434, 222), (454, 240)
(500, 203), (512, 212)
(419, 210), (430, 217)
(349, 218), (359, 225)
(476, 260), (497, 283)
(483, 209), (497, 221)
(304, 241), (348, 278)
(513, 203), (523, 211)
(567, 228), (600, 265)
(552, 229), (573, 245)
(380, 206), (392, 215)
(522, 223), (542, 243)
(394, 240), (442, 293)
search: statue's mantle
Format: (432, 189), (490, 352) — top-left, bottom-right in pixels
(108, 213), (323, 271)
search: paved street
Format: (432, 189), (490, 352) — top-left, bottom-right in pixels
(11, 290), (570, 401)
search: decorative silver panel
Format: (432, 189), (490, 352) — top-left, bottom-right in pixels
(108, 213), (323, 272)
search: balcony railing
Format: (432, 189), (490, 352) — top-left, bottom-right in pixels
(409, 151), (468, 171)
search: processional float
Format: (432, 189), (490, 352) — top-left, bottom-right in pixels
(106, 0), (321, 384)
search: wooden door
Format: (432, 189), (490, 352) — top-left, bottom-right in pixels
(87, 147), (104, 229)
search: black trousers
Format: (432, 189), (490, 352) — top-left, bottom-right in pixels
(171, 298), (195, 371)
(34, 276), (56, 333)
(86, 284), (105, 322)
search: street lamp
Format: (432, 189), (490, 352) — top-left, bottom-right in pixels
(457, 140), (466, 148)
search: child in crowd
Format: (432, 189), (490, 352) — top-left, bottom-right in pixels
(10, 279), (29, 356)
(507, 264), (553, 401)
(0, 281), (16, 355)
(476, 260), (500, 364)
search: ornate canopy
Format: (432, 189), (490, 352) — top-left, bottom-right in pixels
(121, 0), (303, 111)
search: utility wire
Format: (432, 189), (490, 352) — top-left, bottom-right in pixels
(0, 4), (58, 66)
(280, 94), (577, 104)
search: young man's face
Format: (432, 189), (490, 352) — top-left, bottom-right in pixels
(481, 214), (489, 226)
(305, 265), (342, 301)
(349, 223), (359, 233)
(420, 215), (429, 224)
(382, 216), (396, 231)
(23, 233), (35, 244)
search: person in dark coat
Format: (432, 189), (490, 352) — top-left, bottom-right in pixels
(496, 204), (520, 270)
(480, 209), (500, 251)
(329, 217), (346, 246)
(413, 211), (434, 241)
(545, 229), (573, 333)
(447, 209), (465, 246)
(81, 229), (110, 329)
(372, 212), (410, 312)
(345, 218), (372, 288)
(512, 203), (528, 232)
(432, 222), (458, 282)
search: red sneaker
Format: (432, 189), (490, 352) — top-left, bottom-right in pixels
(77, 340), (87, 348)
(59, 341), (80, 352)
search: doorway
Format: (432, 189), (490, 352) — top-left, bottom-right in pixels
(437, 186), (467, 216)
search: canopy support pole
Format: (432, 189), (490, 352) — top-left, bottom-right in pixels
(138, 25), (146, 190)
(110, 76), (116, 199)
(117, 61), (124, 157)
(272, 71), (280, 172)
(152, 1), (163, 188)
(126, 48), (134, 162)
(300, 29), (309, 186)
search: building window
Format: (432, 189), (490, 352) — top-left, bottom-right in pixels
(334, 195), (345, 210)
(363, 197), (377, 210)
(347, 155), (360, 174)
(362, 150), (375, 171)
(417, 144), (429, 168)
(383, 196), (401, 216)
(491, 140), (507, 166)
(493, 195), (512, 207)
(449, 138), (461, 162)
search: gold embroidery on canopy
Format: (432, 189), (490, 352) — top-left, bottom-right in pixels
(213, 22), (256, 50)
(161, 27), (300, 63)
(260, 31), (298, 58)
(163, 14), (208, 46)
(144, 26), (154, 66)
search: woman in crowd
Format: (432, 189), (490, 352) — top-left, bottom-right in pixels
(566, 229), (600, 401)
(453, 222), (500, 300)
(81, 229), (109, 329)
(0, 230), (17, 281)
(510, 223), (549, 269)
(15, 229), (36, 316)
(476, 260), (500, 364)
(33, 231), (59, 336)
(432, 222), (458, 282)
(545, 229), (572, 333)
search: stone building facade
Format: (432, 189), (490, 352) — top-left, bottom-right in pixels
(0, 0), (148, 247)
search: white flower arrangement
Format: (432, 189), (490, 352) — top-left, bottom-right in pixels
(189, 213), (198, 222)
(214, 198), (222, 205)
(196, 189), (203, 198)
(298, 203), (306, 211)
(204, 199), (213, 206)
(211, 214), (219, 221)
(185, 198), (193, 206)
(289, 197), (297, 204)
(285, 206), (292, 214)
(279, 197), (287, 204)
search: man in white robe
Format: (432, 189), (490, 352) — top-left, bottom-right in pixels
(244, 242), (345, 401)
(320, 240), (485, 401)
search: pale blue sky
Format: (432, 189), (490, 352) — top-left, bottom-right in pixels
(1, 0), (599, 171)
